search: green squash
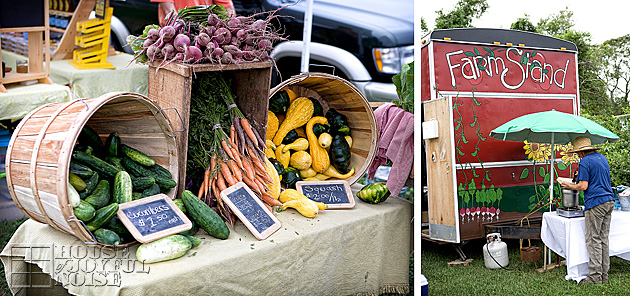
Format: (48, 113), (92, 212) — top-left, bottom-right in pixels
(269, 90), (291, 115)
(282, 167), (302, 189)
(309, 97), (324, 117)
(282, 129), (300, 145)
(357, 183), (391, 204)
(329, 134), (352, 174)
(325, 108), (350, 136)
(312, 123), (330, 137)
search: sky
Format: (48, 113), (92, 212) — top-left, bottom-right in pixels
(421, 0), (630, 45)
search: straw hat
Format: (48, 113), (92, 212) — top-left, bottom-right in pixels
(568, 136), (600, 153)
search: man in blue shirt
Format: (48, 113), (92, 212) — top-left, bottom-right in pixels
(560, 136), (614, 285)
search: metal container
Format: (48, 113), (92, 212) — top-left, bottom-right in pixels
(562, 188), (579, 208)
(483, 233), (509, 269)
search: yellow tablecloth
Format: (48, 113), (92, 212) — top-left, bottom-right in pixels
(1, 193), (413, 296)
(2, 50), (148, 99)
(0, 83), (72, 121)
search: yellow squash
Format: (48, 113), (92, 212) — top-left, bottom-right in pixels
(265, 140), (276, 159)
(275, 144), (291, 168)
(345, 135), (353, 148)
(318, 133), (332, 149)
(266, 111), (279, 141)
(299, 167), (318, 178)
(323, 165), (355, 179)
(283, 138), (309, 152)
(264, 158), (282, 199)
(279, 198), (320, 218)
(289, 150), (312, 171)
(304, 173), (331, 181)
(305, 116), (330, 173)
(272, 97), (314, 146)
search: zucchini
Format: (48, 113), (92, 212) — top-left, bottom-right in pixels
(121, 144), (155, 167)
(181, 190), (230, 240)
(141, 183), (161, 198)
(184, 235), (201, 248)
(329, 134), (352, 174)
(86, 203), (119, 232)
(147, 164), (172, 179)
(105, 156), (126, 172)
(136, 234), (192, 264)
(113, 171), (133, 204)
(72, 151), (121, 178)
(85, 180), (111, 209)
(69, 173), (87, 192)
(70, 161), (95, 179)
(79, 172), (99, 199)
(94, 228), (121, 246)
(78, 125), (104, 156)
(104, 132), (121, 157)
(73, 200), (95, 222)
(68, 181), (81, 207)
(132, 176), (155, 191)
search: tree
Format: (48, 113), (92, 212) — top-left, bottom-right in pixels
(510, 14), (536, 33)
(598, 35), (630, 110)
(434, 0), (489, 29)
(536, 8), (575, 36)
(421, 17), (429, 35)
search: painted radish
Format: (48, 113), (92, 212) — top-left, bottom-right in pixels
(459, 208), (466, 222)
(480, 206), (487, 221)
(489, 207), (496, 222)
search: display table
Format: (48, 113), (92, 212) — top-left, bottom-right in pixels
(2, 50), (148, 99)
(1, 193), (412, 295)
(0, 83), (72, 121)
(541, 211), (630, 282)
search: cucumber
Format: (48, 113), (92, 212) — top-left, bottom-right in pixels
(140, 183), (161, 198)
(119, 233), (136, 244)
(84, 146), (95, 155)
(132, 192), (143, 200)
(136, 234), (192, 264)
(147, 164), (172, 179)
(105, 156), (126, 172)
(73, 151), (121, 178)
(172, 199), (186, 214)
(94, 228), (121, 246)
(86, 203), (119, 232)
(184, 235), (201, 248)
(121, 157), (176, 190)
(73, 200), (95, 222)
(85, 180), (111, 209)
(79, 172), (99, 199)
(107, 216), (130, 234)
(104, 132), (121, 156)
(69, 173), (87, 192)
(70, 161), (95, 179)
(121, 144), (155, 167)
(68, 181), (81, 207)
(131, 176), (155, 191)
(78, 125), (103, 156)
(113, 171), (133, 204)
(181, 190), (229, 240)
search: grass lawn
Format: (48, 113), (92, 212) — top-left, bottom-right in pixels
(421, 237), (630, 295)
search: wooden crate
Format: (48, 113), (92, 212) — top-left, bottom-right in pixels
(147, 61), (272, 196)
(5, 92), (178, 248)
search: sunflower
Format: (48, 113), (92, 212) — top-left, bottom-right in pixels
(557, 143), (580, 164)
(523, 140), (552, 162)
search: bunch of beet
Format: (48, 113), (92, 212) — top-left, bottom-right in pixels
(126, 5), (287, 70)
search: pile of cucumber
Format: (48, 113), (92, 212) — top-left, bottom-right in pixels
(68, 125), (178, 246)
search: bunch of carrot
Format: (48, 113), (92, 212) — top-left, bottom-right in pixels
(194, 73), (281, 225)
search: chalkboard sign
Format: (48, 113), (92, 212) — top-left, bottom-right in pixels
(117, 194), (192, 243)
(221, 182), (281, 240)
(0, 0), (45, 28)
(296, 180), (355, 209)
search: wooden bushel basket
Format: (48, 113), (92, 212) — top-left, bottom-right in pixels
(270, 72), (378, 185)
(5, 92), (178, 248)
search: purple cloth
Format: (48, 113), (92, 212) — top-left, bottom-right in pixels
(367, 103), (414, 197)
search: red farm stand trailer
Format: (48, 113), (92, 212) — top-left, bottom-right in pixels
(420, 28), (579, 247)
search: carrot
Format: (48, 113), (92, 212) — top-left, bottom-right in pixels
(234, 116), (246, 155)
(242, 175), (261, 194)
(230, 124), (236, 147)
(198, 178), (207, 198)
(231, 146), (244, 170)
(227, 159), (243, 182)
(254, 177), (270, 193)
(211, 178), (224, 207)
(222, 140), (235, 160)
(261, 191), (283, 206)
(240, 118), (259, 149)
(216, 170), (228, 191)
(262, 200), (273, 212)
(220, 161), (237, 186)
(242, 157), (256, 181)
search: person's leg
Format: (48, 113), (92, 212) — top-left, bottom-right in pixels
(600, 201), (615, 283)
(584, 204), (606, 284)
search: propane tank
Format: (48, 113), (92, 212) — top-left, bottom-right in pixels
(483, 233), (509, 269)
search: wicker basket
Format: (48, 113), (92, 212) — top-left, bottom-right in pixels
(5, 92), (178, 247)
(270, 72), (378, 185)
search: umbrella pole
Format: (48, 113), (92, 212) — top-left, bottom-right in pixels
(549, 135), (555, 266)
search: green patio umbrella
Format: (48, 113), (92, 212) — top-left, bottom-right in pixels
(489, 109), (619, 205)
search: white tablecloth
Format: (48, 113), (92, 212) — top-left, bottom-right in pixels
(541, 211), (630, 282)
